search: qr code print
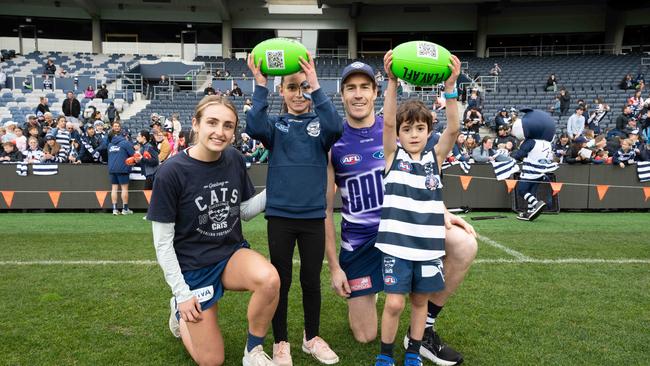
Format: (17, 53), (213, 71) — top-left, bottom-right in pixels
(417, 42), (438, 60)
(266, 50), (285, 69)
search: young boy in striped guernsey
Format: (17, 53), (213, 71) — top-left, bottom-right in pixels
(374, 50), (461, 366)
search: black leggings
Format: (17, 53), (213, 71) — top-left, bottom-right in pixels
(267, 216), (325, 342)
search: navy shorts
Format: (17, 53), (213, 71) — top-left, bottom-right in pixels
(339, 238), (383, 298)
(173, 242), (249, 319)
(109, 173), (130, 185)
(382, 253), (445, 294)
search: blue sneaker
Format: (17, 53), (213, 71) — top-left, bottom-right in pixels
(404, 352), (422, 366)
(375, 354), (395, 366)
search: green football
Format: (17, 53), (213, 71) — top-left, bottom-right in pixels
(390, 41), (452, 86)
(252, 38), (309, 76)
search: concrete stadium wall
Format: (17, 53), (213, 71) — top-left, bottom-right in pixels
(0, 37), (222, 58)
(0, 164), (648, 211)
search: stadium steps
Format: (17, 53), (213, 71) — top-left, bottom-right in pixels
(120, 99), (151, 120)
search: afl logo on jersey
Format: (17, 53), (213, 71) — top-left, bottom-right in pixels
(398, 161), (412, 172)
(384, 276), (397, 286)
(341, 154), (362, 165)
(372, 150), (384, 160)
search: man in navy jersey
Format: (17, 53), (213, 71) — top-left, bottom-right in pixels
(325, 62), (477, 366)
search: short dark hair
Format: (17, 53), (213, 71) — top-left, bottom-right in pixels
(396, 99), (433, 133)
(139, 130), (150, 141)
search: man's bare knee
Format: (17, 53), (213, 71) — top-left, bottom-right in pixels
(350, 323), (377, 343)
(197, 353), (223, 366)
(446, 230), (478, 268)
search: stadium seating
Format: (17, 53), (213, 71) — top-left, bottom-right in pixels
(1, 52), (645, 136)
(0, 87), (130, 125)
(0, 51), (156, 81)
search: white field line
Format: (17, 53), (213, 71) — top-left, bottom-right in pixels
(1, 258), (649, 266)
(478, 234), (532, 261)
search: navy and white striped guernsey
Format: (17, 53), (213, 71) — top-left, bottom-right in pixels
(517, 139), (558, 180)
(375, 147), (446, 261)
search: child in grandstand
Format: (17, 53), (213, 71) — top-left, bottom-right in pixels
(613, 138), (637, 168)
(587, 98), (609, 134)
(494, 108), (509, 131)
(627, 90), (643, 116)
(24, 136), (44, 163)
(637, 141), (650, 161)
(107, 123), (135, 215)
(592, 149), (611, 164)
(14, 127), (26, 152)
(27, 125), (44, 148)
(0, 141), (24, 162)
(94, 120), (106, 139)
(147, 95), (277, 366)
(246, 52), (343, 365)
(627, 129), (642, 151)
(78, 124), (103, 163)
(68, 138), (82, 164)
(2, 121), (17, 143)
(373, 51), (462, 366)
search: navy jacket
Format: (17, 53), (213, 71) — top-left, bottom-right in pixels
(245, 85), (343, 219)
(107, 134), (135, 174)
(138, 142), (159, 177)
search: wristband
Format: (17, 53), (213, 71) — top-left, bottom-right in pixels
(444, 89), (458, 99)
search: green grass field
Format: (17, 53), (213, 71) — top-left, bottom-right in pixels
(1, 212), (649, 365)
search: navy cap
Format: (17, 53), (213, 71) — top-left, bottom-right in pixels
(340, 61), (376, 87)
(574, 136), (587, 143)
(45, 134), (55, 140)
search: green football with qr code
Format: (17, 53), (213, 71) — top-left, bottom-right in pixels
(390, 41), (452, 86)
(252, 38), (309, 76)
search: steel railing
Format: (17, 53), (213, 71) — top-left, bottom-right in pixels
(486, 44), (617, 58)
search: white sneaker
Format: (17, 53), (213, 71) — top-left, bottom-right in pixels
(302, 333), (339, 364)
(243, 345), (275, 366)
(112, 209), (120, 216)
(168, 297), (180, 338)
(273, 341), (292, 366)
(121, 208), (134, 215)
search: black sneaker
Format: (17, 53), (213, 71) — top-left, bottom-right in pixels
(403, 327), (463, 366)
(527, 201), (546, 221)
(515, 211), (530, 221)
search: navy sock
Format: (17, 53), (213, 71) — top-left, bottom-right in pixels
(407, 338), (422, 355)
(123, 204), (129, 210)
(426, 301), (443, 328)
(247, 331), (265, 352)
(380, 342), (394, 357)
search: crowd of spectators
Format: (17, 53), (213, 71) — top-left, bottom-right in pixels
(3, 61), (650, 178)
(432, 76), (650, 171)
(204, 82), (243, 98)
(0, 88), (189, 186)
